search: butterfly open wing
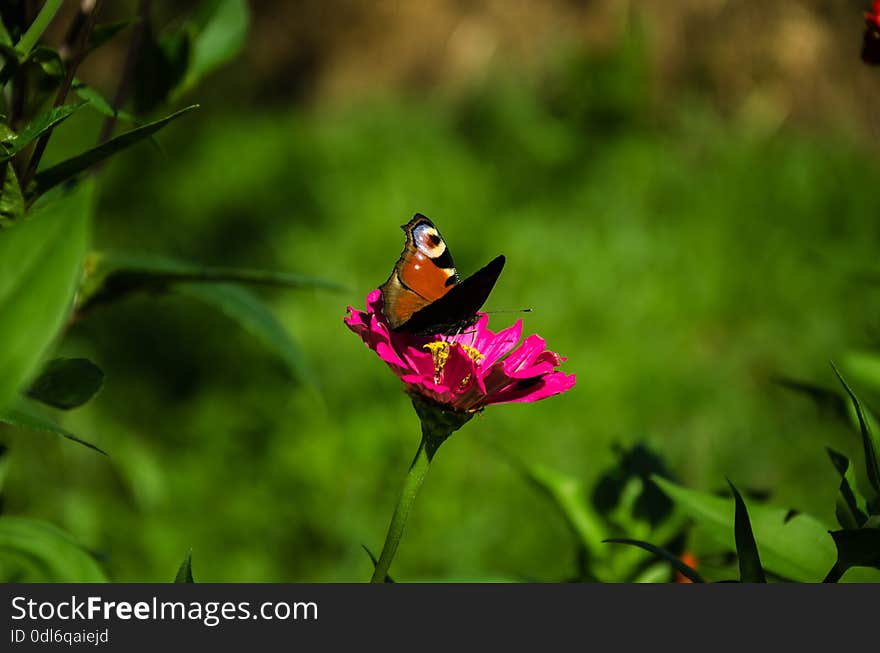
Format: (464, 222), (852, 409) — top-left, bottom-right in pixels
(396, 254), (506, 335)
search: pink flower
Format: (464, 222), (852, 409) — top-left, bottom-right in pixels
(345, 290), (576, 413)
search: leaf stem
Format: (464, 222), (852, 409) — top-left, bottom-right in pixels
(370, 438), (434, 583)
(97, 0), (150, 146)
(20, 0), (102, 191)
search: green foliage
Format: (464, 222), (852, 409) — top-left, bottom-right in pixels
(13, 0), (63, 59)
(728, 480), (766, 583)
(26, 358), (105, 410)
(0, 516), (106, 582)
(603, 538), (704, 583)
(509, 443), (688, 582)
(0, 181), (93, 413)
(0, 160), (23, 227)
(177, 283), (311, 383)
(832, 365), (880, 509)
(1, 102), (86, 160)
(30, 105), (199, 199)
(0, 398), (106, 455)
(827, 448), (868, 530)
(826, 529), (880, 582)
(0, 1), (878, 583)
(77, 250), (345, 313)
(180, 0), (249, 95)
(174, 549), (195, 583)
(133, 0), (250, 111)
(654, 477), (834, 582)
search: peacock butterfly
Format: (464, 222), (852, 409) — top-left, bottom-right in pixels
(379, 213), (505, 335)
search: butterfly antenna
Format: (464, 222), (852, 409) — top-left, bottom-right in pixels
(485, 308), (533, 315)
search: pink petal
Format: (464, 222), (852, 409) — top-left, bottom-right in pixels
(501, 334), (548, 376)
(485, 371), (577, 406)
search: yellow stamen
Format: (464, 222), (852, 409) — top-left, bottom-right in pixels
(423, 341), (484, 384)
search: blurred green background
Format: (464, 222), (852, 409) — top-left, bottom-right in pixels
(4, 0), (880, 581)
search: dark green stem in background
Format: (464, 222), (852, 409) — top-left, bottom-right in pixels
(369, 437), (435, 583)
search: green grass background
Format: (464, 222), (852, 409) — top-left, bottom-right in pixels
(4, 37), (880, 581)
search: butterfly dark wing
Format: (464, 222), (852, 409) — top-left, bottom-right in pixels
(396, 255), (505, 335)
(864, 23), (880, 64)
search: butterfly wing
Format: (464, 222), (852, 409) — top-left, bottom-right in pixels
(380, 214), (460, 329)
(396, 254), (505, 335)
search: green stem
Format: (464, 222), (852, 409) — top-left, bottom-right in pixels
(370, 438), (433, 583)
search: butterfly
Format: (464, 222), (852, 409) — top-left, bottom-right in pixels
(864, 1), (880, 65)
(379, 213), (505, 335)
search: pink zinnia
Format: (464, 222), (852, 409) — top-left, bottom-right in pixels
(345, 289), (575, 412)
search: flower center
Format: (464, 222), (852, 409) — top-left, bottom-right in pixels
(423, 341), (484, 384)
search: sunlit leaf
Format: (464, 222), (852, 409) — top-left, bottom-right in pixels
(0, 15), (11, 47)
(29, 105), (198, 199)
(654, 476), (833, 582)
(72, 79), (137, 124)
(1, 101), (85, 160)
(831, 364), (880, 502)
(177, 282), (310, 382)
(77, 250), (345, 313)
(827, 448), (868, 530)
(15, 0), (63, 59)
(0, 180), (93, 412)
(604, 538), (705, 583)
(0, 161), (23, 227)
(27, 46), (64, 77)
(0, 398), (107, 455)
(728, 479), (766, 582)
(0, 516), (106, 582)
(26, 357), (104, 410)
(174, 549), (195, 583)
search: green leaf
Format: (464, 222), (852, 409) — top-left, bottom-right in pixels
(827, 448), (868, 530)
(179, 0), (249, 94)
(361, 545), (394, 583)
(0, 180), (93, 412)
(1, 101), (86, 160)
(0, 160), (24, 227)
(0, 515), (106, 582)
(26, 357), (104, 410)
(15, 0), (63, 58)
(831, 364), (880, 501)
(77, 250), (345, 312)
(728, 479), (766, 582)
(0, 15), (12, 47)
(27, 46), (64, 78)
(177, 282), (310, 382)
(29, 105), (199, 199)
(824, 529), (880, 582)
(72, 79), (137, 123)
(174, 549), (195, 583)
(654, 476), (834, 582)
(604, 538), (705, 583)
(0, 397), (107, 455)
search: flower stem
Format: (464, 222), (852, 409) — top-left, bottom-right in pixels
(370, 438), (433, 583)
